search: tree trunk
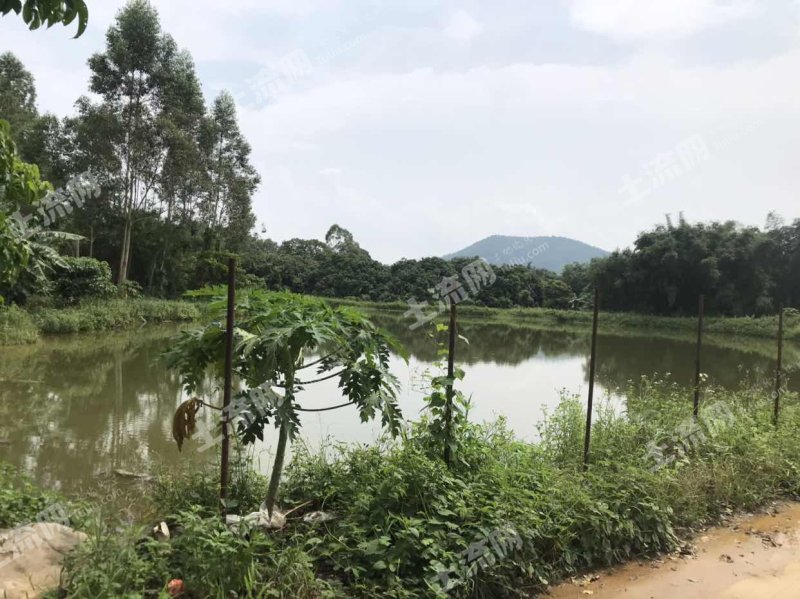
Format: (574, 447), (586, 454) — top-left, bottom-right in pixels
(263, 419), (289, 517)
(117, 215), (133, 285)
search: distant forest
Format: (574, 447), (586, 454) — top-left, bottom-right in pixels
(1, 2), (798, 317)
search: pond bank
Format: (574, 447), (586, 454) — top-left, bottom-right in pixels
(549, 500), (800, 599)
(331, 298), (800, 342)
(0, 298), (199, 345)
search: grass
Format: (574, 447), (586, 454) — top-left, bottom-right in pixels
(330, 298), (800, 342)
(55, 377), (800, 598)
(0, 305), (39, 345)
(0, 298), (200, 344)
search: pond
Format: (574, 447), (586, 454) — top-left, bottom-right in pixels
(0, 312), (796, 500)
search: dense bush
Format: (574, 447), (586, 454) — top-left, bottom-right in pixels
(50, 257), (117, 304)
(56, 378), (800, 598)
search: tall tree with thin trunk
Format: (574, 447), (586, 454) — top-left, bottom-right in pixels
(200, 92), (259, 249)
(84, 0), (176, 283)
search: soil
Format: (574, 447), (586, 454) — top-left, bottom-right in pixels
(548, 501), (800, 599)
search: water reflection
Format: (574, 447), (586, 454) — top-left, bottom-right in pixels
(0, 315), (795, 497)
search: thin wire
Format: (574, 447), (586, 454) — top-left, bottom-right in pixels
(296, 401), (354, 413)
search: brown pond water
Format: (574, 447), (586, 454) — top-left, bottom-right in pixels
(549, 501), (800, 599)
(0, 313), (797, 500)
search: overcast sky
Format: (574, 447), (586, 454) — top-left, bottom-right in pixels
(2, 0), (799, 262)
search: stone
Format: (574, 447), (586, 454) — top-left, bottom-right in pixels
(0, 523), (87, 599)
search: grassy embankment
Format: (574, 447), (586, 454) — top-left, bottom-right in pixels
(0, 298), (200, 346)
(331, 298), (800, 342)
(29, 377), (800, 598)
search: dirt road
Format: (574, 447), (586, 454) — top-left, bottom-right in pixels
(549, 502), (800, 599)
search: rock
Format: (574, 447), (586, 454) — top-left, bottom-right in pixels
(303, 511), (335, 525)
(0, 523), (87, 599)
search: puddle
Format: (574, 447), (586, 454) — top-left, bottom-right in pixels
(548, 501), (800, 599)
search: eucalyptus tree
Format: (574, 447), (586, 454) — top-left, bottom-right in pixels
(199, 92), (260, 249)
(166, 291), (406, 516)
(0, 53), (38, 142)
(83, 0), (205, 283)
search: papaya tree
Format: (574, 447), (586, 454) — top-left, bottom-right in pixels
(165, 290), (406, 515)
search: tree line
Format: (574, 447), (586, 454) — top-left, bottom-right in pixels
(1, 0), (259, 301)
(2, 1), (798, 317)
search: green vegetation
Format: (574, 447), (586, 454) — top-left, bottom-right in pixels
(0, 304), (38, 344)
(0, 461), (61, 528)
(31, 298), (199, 334)
(0, 1), (89, 37)
(334, 298), (800, 342)
(166, 290), (405, 515)
(54, 376), (800, 598)
(0, 297), (198, 344)
(2, 4), (799, 319)
(564, 215), (800, 317)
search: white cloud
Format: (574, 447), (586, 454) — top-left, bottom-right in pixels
(238, 45), (800, 260)
(5, 0), (800, 261)
(567, 0), (757, 41)
(443, 10), (484, 42)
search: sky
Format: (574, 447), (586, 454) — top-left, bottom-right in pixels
(2, 0), (800, 263)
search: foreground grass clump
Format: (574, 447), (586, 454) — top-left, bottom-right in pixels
(60, 380), (800, 598)
(0, 305), (39, 345)
(30, 298), (199, 335)
(0, 462), (62, 528)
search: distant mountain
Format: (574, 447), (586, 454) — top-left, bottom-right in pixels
(445, 235), (609, 272)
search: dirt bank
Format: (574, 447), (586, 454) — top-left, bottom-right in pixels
(549, 501), (800, 599)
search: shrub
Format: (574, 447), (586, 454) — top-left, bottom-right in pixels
(50, 257), (117, 305)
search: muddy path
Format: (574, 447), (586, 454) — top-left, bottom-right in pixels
(548, 501), (800, 599)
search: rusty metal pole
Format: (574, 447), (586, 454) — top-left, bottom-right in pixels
(583, 288), (600, 469)
(774, 306), (784, 427)
(444, 303), (457, 468)
(220, 258), (236, 515)
(693, 295), (705, 420)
